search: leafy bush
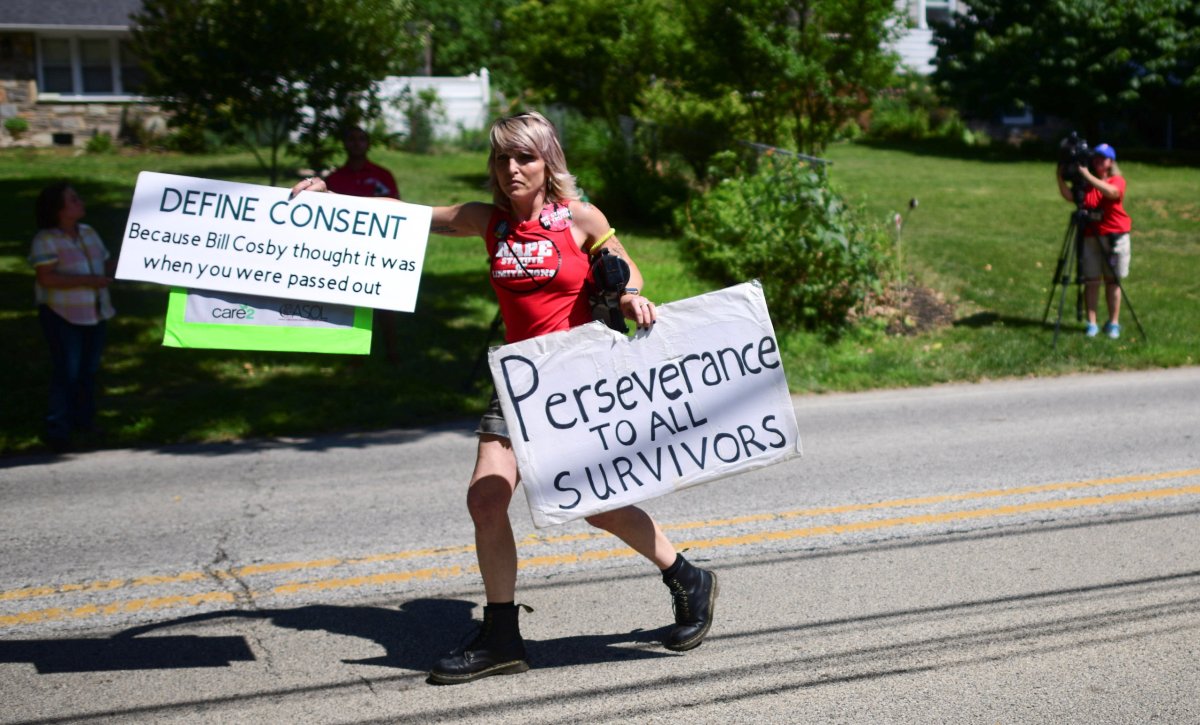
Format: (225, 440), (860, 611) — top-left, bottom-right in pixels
(162, 124), (227, 154)
(865, 77), (985, 145)
(4, 116), (29, 138)
(85, 132), (115, 154)
(637, 79), (747, 182)
(552, 110), (691, 228)
(397, 87), (446, 154)
(555, 110), (612, 199)
(868, 94), (931, 141)
(678, 152), (887, 334)
(354, 117), (412, 156)
(452, 124), (490, 153)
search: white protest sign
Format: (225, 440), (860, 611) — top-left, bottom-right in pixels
(489, 282), (802, 529)
(115, 172), (432, 312)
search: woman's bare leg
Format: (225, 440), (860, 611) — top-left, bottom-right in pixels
(585, 506), (678, 570)
(467, 435), (520, 602)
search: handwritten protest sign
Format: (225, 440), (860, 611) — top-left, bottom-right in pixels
(489, 282), (802, 528)
(115, 172), (432, 312)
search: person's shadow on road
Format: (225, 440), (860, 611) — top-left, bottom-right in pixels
(1, 597), (671, 674)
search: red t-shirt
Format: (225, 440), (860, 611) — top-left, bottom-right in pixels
(325, 161), (399, 199)
(486, 203), (593, 343)
(1083, 175), (1131, 236)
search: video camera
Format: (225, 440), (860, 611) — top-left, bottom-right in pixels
(1058, 132), (1104, 219)
(1058, 132), (1092, 186)
(590, 248), (631, 333)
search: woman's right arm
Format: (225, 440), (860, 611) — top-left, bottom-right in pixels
(286, 177), (492, 238)
(34, 263), (109, 289)
(430, 202), (492, 238)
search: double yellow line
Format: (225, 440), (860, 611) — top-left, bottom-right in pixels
(3, 468), (1199, 628)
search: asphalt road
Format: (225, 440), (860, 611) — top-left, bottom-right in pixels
(2, 367), (1199, 723)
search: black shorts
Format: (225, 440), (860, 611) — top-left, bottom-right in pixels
(475, 392), (509, 439)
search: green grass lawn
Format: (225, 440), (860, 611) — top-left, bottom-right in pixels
(812, 141), (1198, 390)
(1, 143), (1196, 455)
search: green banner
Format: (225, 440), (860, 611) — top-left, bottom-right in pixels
(163, 287), (372, 354)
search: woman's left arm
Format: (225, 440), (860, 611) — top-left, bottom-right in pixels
(572, 202), (656, 329)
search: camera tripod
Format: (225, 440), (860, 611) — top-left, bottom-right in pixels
(1041, 202), (1146, 349)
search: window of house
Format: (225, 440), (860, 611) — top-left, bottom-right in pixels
(925, 0), (956, 27)
(79, 39), (115, 93)
(36, 36), (144, 98)
(119, 41), (145, 94)
(39, 38), (74, 93)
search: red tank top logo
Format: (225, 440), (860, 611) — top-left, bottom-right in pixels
(492, 230), (563, 293)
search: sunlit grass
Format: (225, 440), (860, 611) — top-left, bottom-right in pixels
(1, 142), (1196, 454)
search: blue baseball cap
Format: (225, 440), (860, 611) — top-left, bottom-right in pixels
(1093, 143), (1117, 160)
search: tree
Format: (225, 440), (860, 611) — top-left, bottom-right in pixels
(503, 0), (669, 126)
(503, 0), (899, 165)
(409, 0), (522, 95)
(132, 0), (415, 184)
(670, 0), (900, 156)
(933, 0), (1200, 142)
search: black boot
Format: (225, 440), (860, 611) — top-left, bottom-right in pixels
(661, 556), (718, 651)
(427, 603), (531, 685)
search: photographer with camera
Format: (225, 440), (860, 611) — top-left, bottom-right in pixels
(1056, 142), (1132, 339)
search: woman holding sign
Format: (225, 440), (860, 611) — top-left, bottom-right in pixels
(296, 111), (717, 684)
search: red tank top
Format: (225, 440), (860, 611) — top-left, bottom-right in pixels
(486, 203), (593, 343)
(1083, 175), (1131, 236)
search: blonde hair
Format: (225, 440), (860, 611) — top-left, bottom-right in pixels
(487, 112), (580, 210)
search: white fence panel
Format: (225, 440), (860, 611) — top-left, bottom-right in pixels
(379, 68), (491, 139)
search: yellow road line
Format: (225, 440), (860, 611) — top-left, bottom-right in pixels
(272, 565), (466, 595)
(660, 468), (1200, 532)
(0, 592), (235, 628)
(670, 483), (1200, 552)
(4, 482), (1199, 628)
(4, 468), (1199, 606)
(0, 545), (477, 603)
(476, 483), (1200, 569)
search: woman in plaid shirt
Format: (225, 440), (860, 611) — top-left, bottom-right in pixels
(29, 183), (116, 451)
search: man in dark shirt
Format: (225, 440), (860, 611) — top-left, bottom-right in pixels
(326, 126), (401, 362)
(326, 126), (400, 199)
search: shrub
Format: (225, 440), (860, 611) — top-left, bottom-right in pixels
(452, 124), (490, 153)
(555, 110), (612, 199)
(865, 77), (985, 145)
(163, 124), (224, 154)
(867, 94), (931, 141)
(85, 132), (115, 154)
(4, 116), (29, 139)
(397, 87), (446, 154)
(366, 117), (403, 151)
(551, 110), (691, 228)
(678, 152), (887, 334)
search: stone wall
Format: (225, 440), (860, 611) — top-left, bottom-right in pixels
(0, 31), (167, 148)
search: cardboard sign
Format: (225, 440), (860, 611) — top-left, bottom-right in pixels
(163, 288), (372, 354)
(115, 172), (432, 312)
(489, 282), (802, 528)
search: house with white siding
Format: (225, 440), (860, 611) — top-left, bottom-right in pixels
(890, 0), (961, 75)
